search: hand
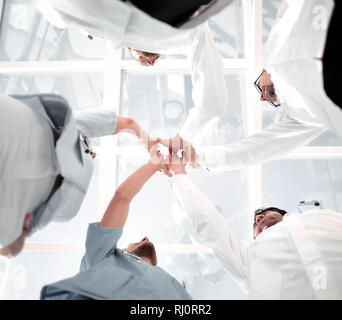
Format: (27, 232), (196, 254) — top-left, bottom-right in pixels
(147, 135), (161, 153)
(159, 134), (199, 169)
(167, 154), (187, 176)
(139, 133), (161, 154)
(148, 145), (172, 177)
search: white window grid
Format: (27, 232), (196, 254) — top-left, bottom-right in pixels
(1, 0), (342, 293)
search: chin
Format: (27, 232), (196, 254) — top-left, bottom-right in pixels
(135, 242), (157, 266)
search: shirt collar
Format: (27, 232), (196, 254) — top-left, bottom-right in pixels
(123, 249), (143, 263)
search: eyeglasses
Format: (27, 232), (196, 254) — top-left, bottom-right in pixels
(254, 72), (281, 108)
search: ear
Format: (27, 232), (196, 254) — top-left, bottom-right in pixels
(23, 213), (33, 232)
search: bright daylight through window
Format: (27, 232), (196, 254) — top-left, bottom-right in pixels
(0, 0), (341, 300)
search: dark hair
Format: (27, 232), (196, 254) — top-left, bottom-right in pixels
(254, 207), (287, 221)
(133, 242), (157, 266)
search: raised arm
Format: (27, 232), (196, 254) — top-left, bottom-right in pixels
(100, 153), (170, 228)
(114, 116), (160, 152)
(195, 118), (325, 172)
(168, 159), (250, 288)
(159, 24), (227, 167)
(75, 109), (160, 152)
(179, 23), (228, 145)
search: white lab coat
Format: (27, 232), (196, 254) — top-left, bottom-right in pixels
(197, 0), (342, 172)
(0, 94), (117, 247)
(264, 0), (342, 137)
(37, 0), (228, 144)
(0, 95), (58, 246)
(171, 174), (342, 299)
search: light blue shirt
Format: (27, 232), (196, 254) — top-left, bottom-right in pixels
(41, 223), (192, 300)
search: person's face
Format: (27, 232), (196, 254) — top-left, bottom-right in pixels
(253, 210), (284, 238)
(128, 48), (161, 66)
(127, 236), (150, 252)
(257, 70), (278, 103)
(127, 236), (157, 265)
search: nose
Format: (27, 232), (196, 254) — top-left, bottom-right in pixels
(146, 58), (157, 66)
(255, 214), (264, 224)
(260, 87), (267, 101)
(141, 236), (149, 242)
(149, 54), (161, 65)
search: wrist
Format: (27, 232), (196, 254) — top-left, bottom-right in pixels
(123, 117), (137, 134)
(172, 168), (186, 175)
(147, 161), (163, 172)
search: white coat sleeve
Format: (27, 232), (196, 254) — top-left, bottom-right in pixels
(36, 0), (130, 48)
(171, 174), (250, 287)
(196, 119), (325, 172)
(179, 23), (228, 145)
(74, 108), (117, 138)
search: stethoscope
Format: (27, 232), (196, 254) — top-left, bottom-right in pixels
(79, 133), (96, 158)
(297, 200), (324, 213)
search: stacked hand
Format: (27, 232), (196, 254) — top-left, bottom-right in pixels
(148, 145), (173, 177)
(148, 134), (196, 176)
(145, 134), (161, 154)
(146, 133), (199, 173)
(159, 134), (199, 169)
(166, 153), (187, 176)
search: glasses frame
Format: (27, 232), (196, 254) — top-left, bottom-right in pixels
(254, 72), (281, 108)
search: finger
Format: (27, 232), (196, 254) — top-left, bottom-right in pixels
(149, 143), (158, 155)
(159, 167), (172, 177)
(190, 162), (200, 169)
(160, 163), (172, 176)
(181, 146), (191, 162)
(167, 169), (175, 177)
(165, 153), (172, 165)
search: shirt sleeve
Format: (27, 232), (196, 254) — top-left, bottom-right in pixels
(196, 118), (325, 172)
(81, 222), (123, 270)
(179, 23), (228, 145)
(170, 174), (250, 289)
(36, 0), (130, 48)
(74, 108), (117, 138)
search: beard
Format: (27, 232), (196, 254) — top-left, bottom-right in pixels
(133, 241), (157, 266)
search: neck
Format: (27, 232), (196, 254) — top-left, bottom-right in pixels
(141, 256), (153, 266)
